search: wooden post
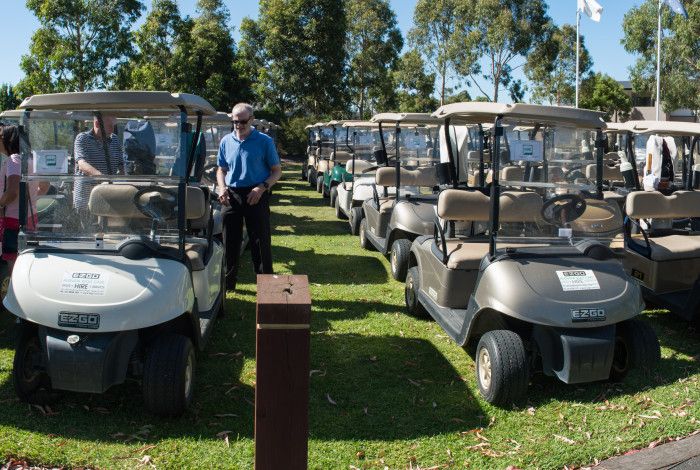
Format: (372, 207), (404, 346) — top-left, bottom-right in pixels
(255, 274), (311, 470)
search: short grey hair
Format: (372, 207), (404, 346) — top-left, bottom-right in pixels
(231, 102), (254, 117)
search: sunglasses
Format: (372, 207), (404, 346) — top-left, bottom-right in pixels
(231, 118), (251, 126)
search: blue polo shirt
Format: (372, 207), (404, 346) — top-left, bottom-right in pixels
(217, 129), (280, 187)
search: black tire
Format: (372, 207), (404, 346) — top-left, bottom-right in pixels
(349, 207), (363, 235)
(143, 334), (195, 416)
(475, 330), (529, 406)
(316, 175), (324, 193)
(13, 328), (54, 404)
(609, 318), (661, 382)
(308, 170), (315, 188)
(405, 267), (428, 318)
(329, 186), (338, 208)
(334, 191), (347, 219)
(322, 180), (330, 198)
(301, 165), (307, 181)
(359, 218), (374, 250)
(390, 238), (413, 282)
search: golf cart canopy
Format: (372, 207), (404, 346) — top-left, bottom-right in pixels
(620, 120), (700, 137)
(342, 120), (379, 128)
(432, 102), (606, 129)
(19, 91), (216, 116)
(371, 113), (441, 126)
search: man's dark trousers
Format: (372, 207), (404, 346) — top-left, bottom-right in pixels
(221, 186), (273, 290)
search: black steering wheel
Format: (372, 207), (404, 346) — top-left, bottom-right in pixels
(133, 186), (178, 221)
(540, 194), (587, 227)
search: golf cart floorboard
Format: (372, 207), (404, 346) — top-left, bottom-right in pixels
(198, 294), (223, 348)
(364, 227), (389, 254)
(417, 290), (471, 346)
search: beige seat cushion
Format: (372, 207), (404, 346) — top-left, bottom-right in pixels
(331, 150), (352, 163)
(630, 234), (700, 261)
(317, 160), (330, 173)
(626, 191), (700, 219)
(438, 189), (542, 223)
(345, 159), (374, 174)
(444, 240), (490, 269)
(185, 242), (207, 271)
(586, 163), (621, 181)
(375, 166), (437, 187)
(89, 184), (205, 220)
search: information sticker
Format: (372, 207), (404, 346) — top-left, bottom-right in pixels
(556, 270), (600, 291)
(511, 140), (543, 162)
(60, 271), (109, 296)
(33, 149), (69, 174)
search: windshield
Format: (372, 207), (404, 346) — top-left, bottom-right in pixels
(20, 112), (194, 250)
(201, 120), (231, 184)
(398, 126), (438, 163)
(494, 122), (622, 252)
(347, 127), (378, 161)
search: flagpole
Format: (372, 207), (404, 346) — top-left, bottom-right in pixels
(576, 5), (581, 108)
(655, 0), (662, 120)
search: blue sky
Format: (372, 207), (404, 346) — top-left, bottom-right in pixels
(1, 0), (645, 102)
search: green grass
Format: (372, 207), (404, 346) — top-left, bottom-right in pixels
(0, 164), (698, 469)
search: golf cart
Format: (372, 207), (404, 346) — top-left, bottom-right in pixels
(320, 121), (354, 200)
(315, 120), (344, 194)
(306, 122), (334, 189)
(4, 91), (225, 416)
(405, 102), (660, 406)
(359, 113), (442, 281)
(615, 121), (700, 321)
(302, 123), (321, 183)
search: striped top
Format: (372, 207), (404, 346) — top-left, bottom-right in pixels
(73, 130), (124, 210)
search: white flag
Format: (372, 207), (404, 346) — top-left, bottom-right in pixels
(578, 0), (603, 22)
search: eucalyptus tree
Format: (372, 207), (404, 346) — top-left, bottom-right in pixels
(622, 0), (700, 112)
(0, 84), (20, 112)
(17, 0), (143, 94)
(393, 50), (439, 112)
(580, 73), (632, 122)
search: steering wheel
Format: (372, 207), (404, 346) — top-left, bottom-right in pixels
(133, 186), (178, 222)
(540, 194), (587, 227)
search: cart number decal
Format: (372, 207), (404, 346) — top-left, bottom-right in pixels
(60, 272), (109, 296)
(556, 270), (600, 291)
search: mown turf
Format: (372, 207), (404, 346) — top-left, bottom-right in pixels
(0, 164), (698, 469)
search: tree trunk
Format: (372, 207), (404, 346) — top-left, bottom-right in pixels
(440, 68), (446, 106)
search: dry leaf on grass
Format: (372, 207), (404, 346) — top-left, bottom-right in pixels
(326, 393), (337, 405)
(215, 413), (238, 418)
(309, 369), (326, 377)
(554, 434), (576, 445)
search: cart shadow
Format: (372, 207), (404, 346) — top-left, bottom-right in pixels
(271, 212), (346, 237)
(272, 246), (389, 285)
(308, 333), (485, 440)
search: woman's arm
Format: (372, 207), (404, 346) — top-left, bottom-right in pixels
(0, 174), (20, 207)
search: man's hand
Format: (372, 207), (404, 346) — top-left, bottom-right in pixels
(218, 186), (231, 206)
(247, 186), (266, 205)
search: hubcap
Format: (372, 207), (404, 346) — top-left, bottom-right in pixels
(478, 347), (492, 391)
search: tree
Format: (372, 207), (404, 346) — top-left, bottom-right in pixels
(526, 24), (592, 106)
(345, 0), (403, 118)
(393, 50), (439, 112)
(171, 0), (246, 110)
(122, 0), (190, 91)
(236, 17), (266, 105)
(462, 0), (553, 102)
(622, 0), (700, 112)
(17, 0), (143, 94)
(241, 0), (348, 116)
(580, 73), (632, 122)
(409, 0), (474, 105)
(0, 84), (20, 112)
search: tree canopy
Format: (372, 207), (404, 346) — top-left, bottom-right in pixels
(580, 73), (632, 122)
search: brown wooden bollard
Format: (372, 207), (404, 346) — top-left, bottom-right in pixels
(255, 274), (311, 470)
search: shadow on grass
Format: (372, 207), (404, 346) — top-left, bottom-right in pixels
(271, 212), (346, 237)
(308, 333), (485, 440)
(272, 246), (389, 285)
(0, 293), (257, 442)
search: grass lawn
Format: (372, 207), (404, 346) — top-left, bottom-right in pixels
(0, 164), (698, 469)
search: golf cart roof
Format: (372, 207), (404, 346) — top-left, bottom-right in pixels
(371, 113), (441, 125)
(432, 102), (606, 129)
(342, 120), (379, 128)
(19, 91), (216, 116)
(620, 120), (700, 137)
(0, 109), (94, 121)
(604, 122), (627, 133)
(327, 120), (345, 126)
(202, 111), (232, 123)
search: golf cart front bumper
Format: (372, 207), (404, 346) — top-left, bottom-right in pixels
(533, 324), (615, 384)
(39, 326), (138, 393)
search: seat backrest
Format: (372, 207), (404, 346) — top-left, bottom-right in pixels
(499, 191), (543, 222)
(586, 163), (621, 181)
(626, 190), (700, 219)
(345, 159), (374, 174)
(438, 189), (490, 221)
(501, 166), (524, 182)
(89, 184), (206, 220)
(375, 166), (438, 187)
(331, 150), (352, 163)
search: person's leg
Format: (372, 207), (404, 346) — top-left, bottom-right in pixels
(244, 191), (273, 275)
(221, 193), (244, 290)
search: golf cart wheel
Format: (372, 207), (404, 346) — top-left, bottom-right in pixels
(301, 166), (307, 181)
(13, 328), (54, 404)
(143, 334), (195, 416)
(405, 267), (428, 318)
(359, 219), (374, 250)
(329, 186), (338, 208)
(390, 239), (413, 282)
(349, 207), (363, 235)
(475, 330), (529, 406)
(316, 176), (324, 193)
(609, 319), (661, 382)
(334, 192), (347, 220)
(307, 170), (315, 187)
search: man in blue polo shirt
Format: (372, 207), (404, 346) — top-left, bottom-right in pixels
(217, 103), (282, 292)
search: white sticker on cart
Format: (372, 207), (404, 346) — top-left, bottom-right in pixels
(60, 272), (109, 296)
(556, 270), (600, 291)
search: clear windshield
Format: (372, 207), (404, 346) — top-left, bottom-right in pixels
(201, 121), (231, 184)
(494, 122), (622, 252)
(444, 124), (488, 186)
(347, 127), (378, 161)
(319, 126), (334, 157)
(21, 113), (190, 250)
(398, 126), (438, 165)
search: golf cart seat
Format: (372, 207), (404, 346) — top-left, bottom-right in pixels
(436, 189), (543, 269)
(317, 159), (330, 174)
(626, 191), (700, 261)
(331, 150), (352, 163)
(345, 159), (374, 174)
(88, 183), (209, 270)
(501, 166), (524, 182)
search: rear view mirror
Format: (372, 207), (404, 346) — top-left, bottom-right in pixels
(436, 162), (452, 185)
(373, 148), (387, 165)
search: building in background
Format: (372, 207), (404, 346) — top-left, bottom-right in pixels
(619, 80), (698, 122)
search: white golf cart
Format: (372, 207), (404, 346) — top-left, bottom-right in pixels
(4, 91), (225, 416)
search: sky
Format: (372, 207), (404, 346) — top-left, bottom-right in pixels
(1, 0), (646, 102)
